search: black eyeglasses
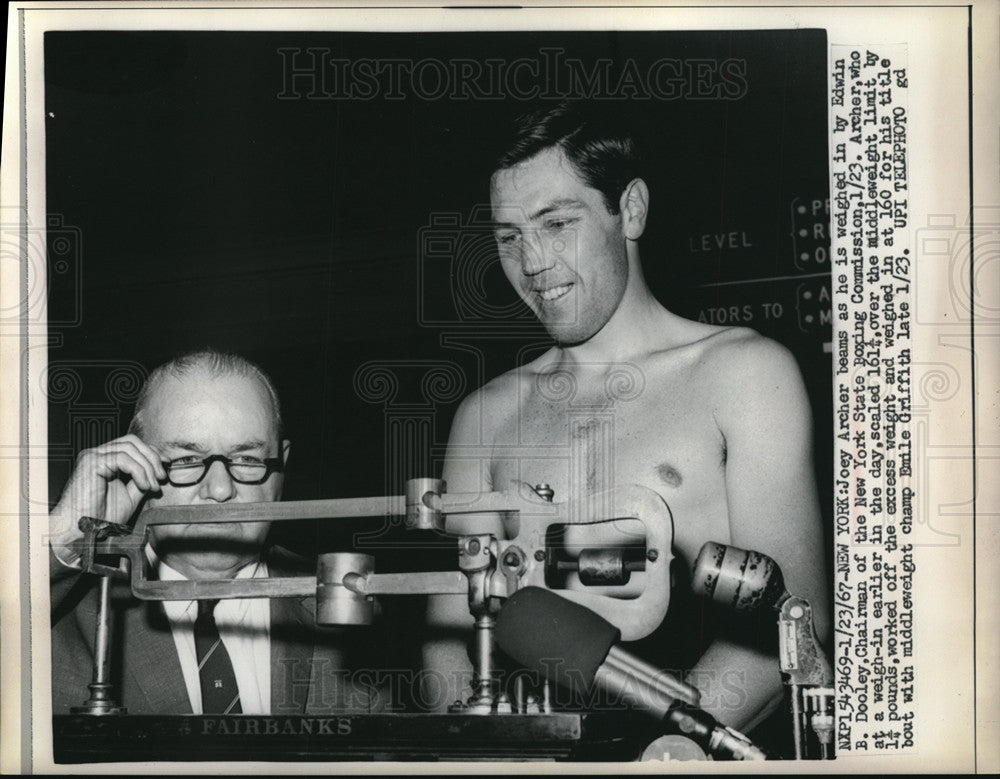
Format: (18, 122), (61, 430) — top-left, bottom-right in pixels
(161, 454), (284, 486)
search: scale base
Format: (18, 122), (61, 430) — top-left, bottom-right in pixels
(54, 712), (655, 763)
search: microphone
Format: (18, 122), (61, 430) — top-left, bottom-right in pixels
(691, 541), (831, 685)
(495, 587), (767, 761)
(691, 541), (790, 611)
(691, 542), (834, 759)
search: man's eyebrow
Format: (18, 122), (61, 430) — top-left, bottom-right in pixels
(162, 441), (210, 454)
(229, 440), (268, 453)
(529, 199), (586, 221)
(493, 199), (587, 230)
(160, 440), (270, 457)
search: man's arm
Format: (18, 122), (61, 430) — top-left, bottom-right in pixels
(49, 434), (166, 580)
(421, 389), (494, 711)
(692, 334), (830, 732)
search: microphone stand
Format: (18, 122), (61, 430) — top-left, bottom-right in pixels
(778, 596), (835, 759)
(693, 542), (835, 759)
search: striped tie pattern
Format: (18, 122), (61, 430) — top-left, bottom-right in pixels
(194, 599), (242, 714)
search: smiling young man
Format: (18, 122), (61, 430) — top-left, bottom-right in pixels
(50, 349), (378, 716)
(424, 102), (830, 736)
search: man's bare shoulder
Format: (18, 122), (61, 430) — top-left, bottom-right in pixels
(690, 327), (810, 429)
(641, 322), (804, 410)
(449, 352), (556, 440)
(641, 318), (794, 376)
(686, 325), (798, 376)
(465, 362), (532, 407)
(482, 347), (564, 397)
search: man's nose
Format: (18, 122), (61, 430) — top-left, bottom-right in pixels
(519, 231), (557, 276)
(199, 459), (237, 502)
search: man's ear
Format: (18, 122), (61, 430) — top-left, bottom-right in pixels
(619, 177), (649, 241)
(281, 439), (291, 466)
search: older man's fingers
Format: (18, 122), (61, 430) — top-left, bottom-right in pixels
(88, 439), (161, 492)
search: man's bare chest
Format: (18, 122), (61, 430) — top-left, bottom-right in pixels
(490, 384), (725, 502)
(487, 386), (731, 566)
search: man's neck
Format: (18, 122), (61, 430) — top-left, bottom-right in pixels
(555, 273), (670, 367)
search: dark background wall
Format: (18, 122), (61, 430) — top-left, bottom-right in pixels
(44, 29), (832, 560)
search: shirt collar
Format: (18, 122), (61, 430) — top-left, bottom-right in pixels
(144, 544), (269, 619)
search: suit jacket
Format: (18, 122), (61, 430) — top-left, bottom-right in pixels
(51, 547), (386, 715)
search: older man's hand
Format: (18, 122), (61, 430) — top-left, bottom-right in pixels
(50, 433), (167, 554)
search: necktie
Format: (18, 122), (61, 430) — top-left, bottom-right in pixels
(194, 599), (242, 714)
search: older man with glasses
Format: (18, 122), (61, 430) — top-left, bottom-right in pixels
(49, 349), (380, 717)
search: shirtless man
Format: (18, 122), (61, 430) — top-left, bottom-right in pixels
(424, 101), (829, 733)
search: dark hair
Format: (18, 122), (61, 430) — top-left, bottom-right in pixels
(493, 101), (642, 214)
(128, 348), (284, 440)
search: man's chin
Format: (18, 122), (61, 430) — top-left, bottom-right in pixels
(544, 323), (595, 347)
(151, 525), (268, 560)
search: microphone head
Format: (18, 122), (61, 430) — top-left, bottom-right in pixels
(640, 735), (709, 762)
(495, 587), (621, 694)
(692, 542), (788, 611)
